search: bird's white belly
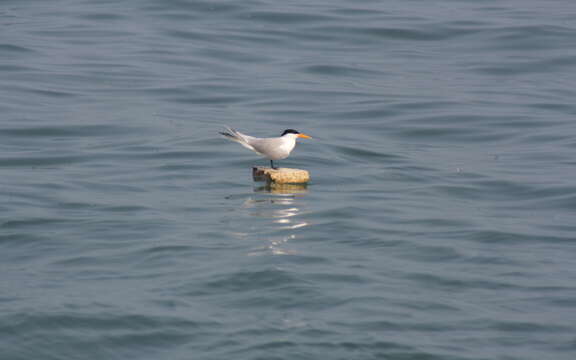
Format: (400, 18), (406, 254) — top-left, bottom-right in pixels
(265, 147), (290, 160)
(252, 140), (294, 160)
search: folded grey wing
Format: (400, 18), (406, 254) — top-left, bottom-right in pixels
(249, 138), (287, 159)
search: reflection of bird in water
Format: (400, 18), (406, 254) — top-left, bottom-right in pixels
(219, 127), (311, 169)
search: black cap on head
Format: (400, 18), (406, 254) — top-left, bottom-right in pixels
(281, 129), (300, 136)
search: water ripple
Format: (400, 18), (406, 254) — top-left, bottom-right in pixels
(2, 1), (576, 359)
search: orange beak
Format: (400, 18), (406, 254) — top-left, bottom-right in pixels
(298, 133), (312, 139)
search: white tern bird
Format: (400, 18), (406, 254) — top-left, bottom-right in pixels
(219, 127), (311, 169)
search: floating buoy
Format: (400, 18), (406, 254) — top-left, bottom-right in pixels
(252, 167), (310, 184)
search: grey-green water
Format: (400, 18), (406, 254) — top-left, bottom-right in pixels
(2, 1), (576, 359)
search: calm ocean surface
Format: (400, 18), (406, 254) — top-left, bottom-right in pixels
(2, 1), (576, 359)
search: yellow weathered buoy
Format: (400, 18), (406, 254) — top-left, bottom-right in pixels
(252, 167), (310, 184)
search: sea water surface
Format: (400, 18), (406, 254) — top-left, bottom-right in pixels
(1, 0), (576, 359)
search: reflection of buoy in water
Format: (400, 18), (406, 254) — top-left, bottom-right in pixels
(254, 182), (308, 194)
(252, 167), (310, 184)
